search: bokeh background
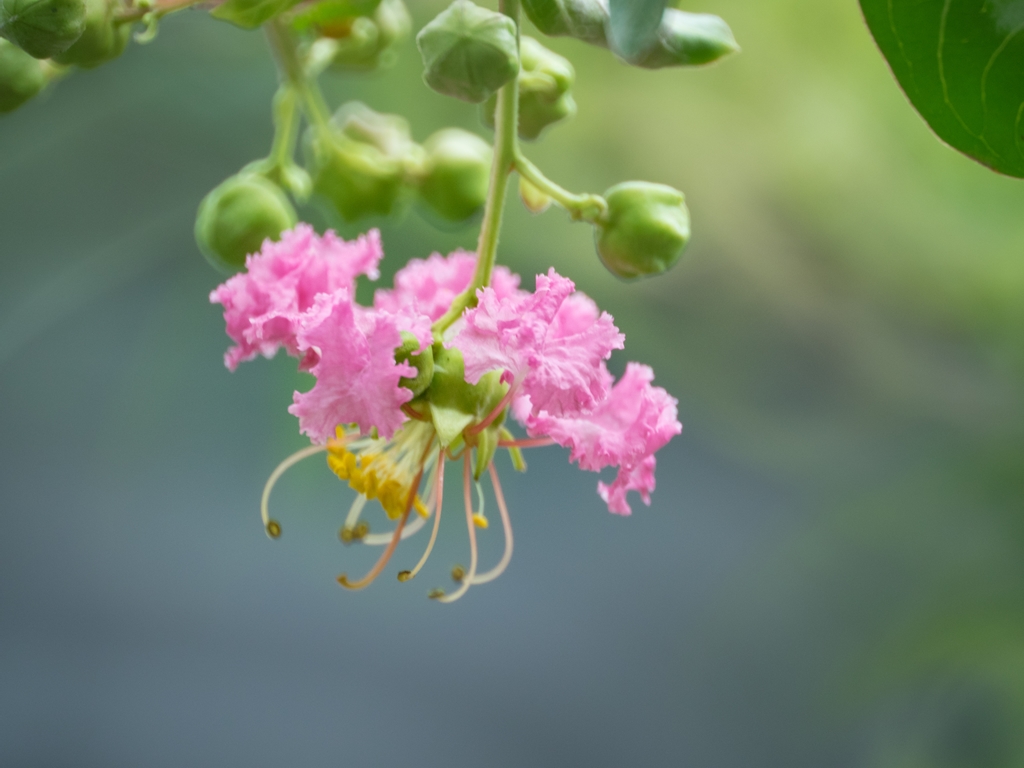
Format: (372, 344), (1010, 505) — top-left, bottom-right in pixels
(3, 0), (1024, 765)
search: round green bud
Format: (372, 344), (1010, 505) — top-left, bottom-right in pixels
(416, 0), (519, 104)
(0, 0), (87, 59)
(481, 36), (576, 141)
(52, 0), (127, 68)
(195, 173), (298, 273)
(328, 16), (382, 71)
(0, 38), (47, 112)
(595, 181), (690, 279)
(632, 10), (739, 69)
(418, 128), (491, 222)
(521, 0), (608, 47)
(373, 0), (410, 50)
(396, 331), (434, 398)
(304, 102), (418, 222)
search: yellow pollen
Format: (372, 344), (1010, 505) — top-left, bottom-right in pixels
(472, 513), (488, 529)
(414, 496), (429, 518)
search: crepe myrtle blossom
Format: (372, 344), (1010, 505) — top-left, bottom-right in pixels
(211, 226), (681, 602)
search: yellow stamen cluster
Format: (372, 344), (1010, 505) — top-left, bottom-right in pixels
(327, 422), (434, 520)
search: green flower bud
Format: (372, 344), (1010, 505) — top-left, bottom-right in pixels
(417, 127), (491, 222)
(521, 0), (608, 47)
(0, 38), (47, 112)
(416, 0), (519, 104)
(594, 181), (690, 279)
(195, 173), (298, 273)
(328, 16), (382, 70)
(632, 10), (738, 69)
(52, 0), (127, 68)
(0, 0), (86, 59)
(481, 35), (575, 141)
(396, 331), (434, 399)
(518, 175), (551, 214)
(373, 0), (410, 50)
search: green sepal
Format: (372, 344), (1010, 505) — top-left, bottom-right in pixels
(473, 424), (502, 481)
(289, 0), (379, 30)
(499, 427), (526, 472)
(416, 0), (519, 104)
(631, 9), (738, 69)
(52, 0), (127, 67)
(396, 331), (434, 398)
(0, 38), (48, 112)
(210, 0), (300, 30)
(521, 0), (607, 47)
(0, 0), (86, 59)
(194, 172), (298, 274)
(595, 181), (690, 279)
(425, 344), (507, 448)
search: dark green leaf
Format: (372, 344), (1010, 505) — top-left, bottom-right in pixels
(607, 0), (665, 61)
(861, 0), (1024, 177)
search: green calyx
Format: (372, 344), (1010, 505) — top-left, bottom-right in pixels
(595, 181), (690, 279)
(195, 172), (298, 273)
(631, 9), (738, 69)
(416, 0), (519, 104)
(482, 35), (575, 141)
(417, 127), (491, 222)
(0, 37), (49, 112)
(52, 0), (127, 68)
(521, 0), (607, 47)
(0, 0), (86, 59)
(395, 332), (434, 399)
(211, 0), (302, 29)
(422, 345), (507, 456)
(305, 103), (419, 222)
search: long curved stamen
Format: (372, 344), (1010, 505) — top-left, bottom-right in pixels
(498, 437), (555, 449)
(362, 513), (427, 545)
(260, 443), (328, 538)
(471, 464), (514, 585)
(433, 456), (478, 603)
(467, 370), (525, 436)
(337, 466), (423, 590)
(398, 454), (445, 582)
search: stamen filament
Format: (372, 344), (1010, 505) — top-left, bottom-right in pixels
(362, 513), (427, 545)
(471, 464), (514, 584)
(434, 457), (478, 603)
(260, 443), (328, 538)
(398, 454), (445, 582)
(498, 437), (555, 449)
(337, 466), (423, 590)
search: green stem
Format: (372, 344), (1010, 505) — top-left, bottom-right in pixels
(264, 18), (332, 132)
(514, 152), (607, 223)
(433, 0), (521, 337)
(269, 86), (300, 167)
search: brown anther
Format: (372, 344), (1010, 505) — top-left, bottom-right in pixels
(397, 570), (413, 582)
(428, 589), (446, 600)
(354, 521), (370, 538)
(451, 565), (466, 582)
(265, 520), (282, 539)
(339, 526), (354, 544)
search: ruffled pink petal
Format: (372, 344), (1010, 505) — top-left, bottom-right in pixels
(210, 225), (383, 370)
(287, 290), (413, 443)
(453, 268), (624, 417)
(598, 455), (657, 516)
(374, 250), (521, 322)
(526, 363), (681, 514)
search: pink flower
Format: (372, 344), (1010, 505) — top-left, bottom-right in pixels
(452, 268), (624, 417)
(526, 363), (681, 515)
(210, 225), (383, 370)
(287, 290), (423, 443)
(374, 250), (522, 322)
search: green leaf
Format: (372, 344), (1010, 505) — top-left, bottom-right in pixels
(521, 0), (609, 47)
(860, 0), (1024, 177)
(607, 0), (665, 61)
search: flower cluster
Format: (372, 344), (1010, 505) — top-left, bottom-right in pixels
(212, 226), (681, 601)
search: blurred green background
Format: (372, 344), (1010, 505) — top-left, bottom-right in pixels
(2, 1), (1024, 765)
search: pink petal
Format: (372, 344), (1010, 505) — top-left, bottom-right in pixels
(527, 363), (681, 514)
(209, 225), (383, 370)
(287, 290), (413, 443)
(453, 268), (624, 417)
(374, 250), (521, 323)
